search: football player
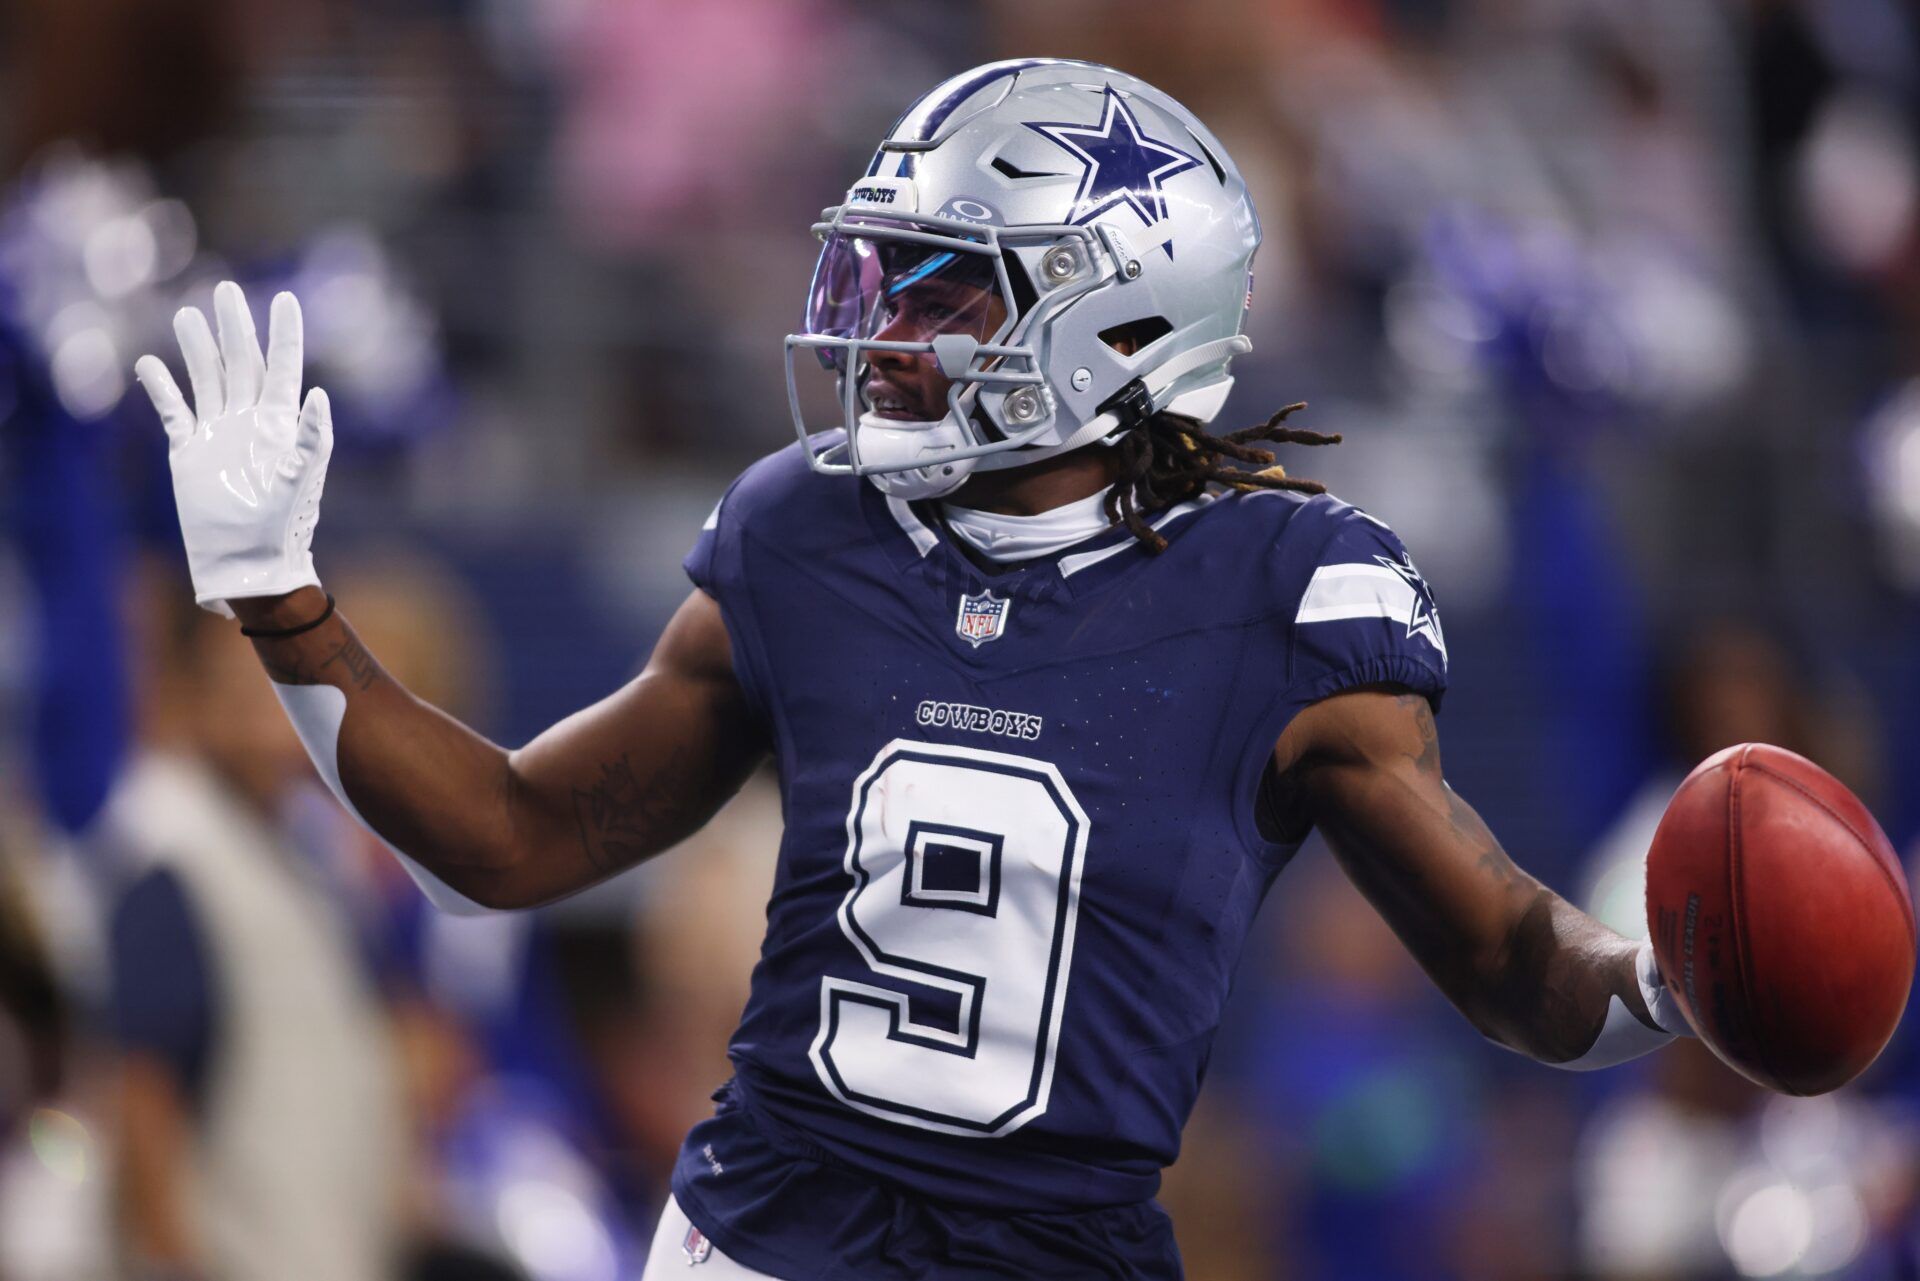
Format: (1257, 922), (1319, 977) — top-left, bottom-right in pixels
(137, 59), (1691, 1280)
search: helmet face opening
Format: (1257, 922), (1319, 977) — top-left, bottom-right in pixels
(807, 230), (1002, 347)
(804, 224), (1008, 405)
(786, 210), (1074, 482)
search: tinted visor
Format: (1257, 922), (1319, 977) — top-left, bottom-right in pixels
(802, 223), (1006, 372)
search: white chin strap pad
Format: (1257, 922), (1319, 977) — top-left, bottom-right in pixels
(855, 412), (978, 499)
(273, 682), (495, 916)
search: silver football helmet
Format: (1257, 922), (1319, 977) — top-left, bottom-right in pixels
(785, 59), (1261, 500)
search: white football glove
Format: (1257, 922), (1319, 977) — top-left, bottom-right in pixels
(134, 281), (333, 618)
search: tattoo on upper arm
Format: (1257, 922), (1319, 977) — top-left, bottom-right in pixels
(1396, 693), (1442, 779)
(1392, 692), (1524, 894)
(570, 749), (694, 872)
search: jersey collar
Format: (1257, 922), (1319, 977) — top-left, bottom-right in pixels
(862, 478), (1216, 596)
(938, 487), (1117, 564)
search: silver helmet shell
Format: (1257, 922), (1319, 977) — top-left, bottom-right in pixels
(786, 59), (1261, 499)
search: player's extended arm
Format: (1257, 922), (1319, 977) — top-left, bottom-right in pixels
(234, 585), (762, 911)
(1273, 689), (1688, 1067)
(136, 282), (766, 912)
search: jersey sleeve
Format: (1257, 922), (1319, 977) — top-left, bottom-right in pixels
(1285, 504), (1449, 710)
(684, 496), (724, 593)
(679, 464), (774, 724)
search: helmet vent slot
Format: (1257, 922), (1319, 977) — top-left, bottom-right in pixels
(1192, 133), (1228, 186)
(990, 155), (1063, 180)
(1099, 317), (1173, 355)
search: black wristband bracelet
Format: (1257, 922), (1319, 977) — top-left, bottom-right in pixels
(239, 592), (335, 639)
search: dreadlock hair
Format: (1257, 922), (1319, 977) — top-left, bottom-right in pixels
(1103, 402), (1342, 552)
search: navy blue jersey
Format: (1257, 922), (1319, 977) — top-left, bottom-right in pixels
(673, 436), (1447, 1279)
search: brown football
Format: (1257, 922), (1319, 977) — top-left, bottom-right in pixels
(1646, 743), (1916, 1095)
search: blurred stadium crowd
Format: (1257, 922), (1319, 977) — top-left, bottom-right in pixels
(1, 0), (1918, 1277)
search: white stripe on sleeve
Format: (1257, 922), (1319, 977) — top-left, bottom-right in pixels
(1294, 563), (1417, 624)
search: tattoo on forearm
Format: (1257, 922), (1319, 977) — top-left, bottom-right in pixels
(570, 749), (692, 871)
(1334, 691), (1638, 1060)
(1451, 783), (1635, 1055)
(1501, 891), (1599, 1056)
(253, 626), (381, 692)
(1450, 786), (1525, 893)
(318, 636), (378, 690)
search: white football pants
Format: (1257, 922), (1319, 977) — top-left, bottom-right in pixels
(643, 1194), (781, 1279)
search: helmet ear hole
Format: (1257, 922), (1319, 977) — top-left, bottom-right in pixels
(1098, 317), (1173, 357)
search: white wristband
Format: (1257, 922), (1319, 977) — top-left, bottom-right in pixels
(1636, 938), (1692, 1036)
(1550, 993), (1676, 1071)
(273, 682), (495, 916)
(1541, 941), (1693, 1071)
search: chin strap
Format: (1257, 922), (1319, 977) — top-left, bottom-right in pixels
(1057, 334), (1253, 456)
(858, 332), (1254, 486)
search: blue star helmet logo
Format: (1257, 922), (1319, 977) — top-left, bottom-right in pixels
(1026, 88), (1202, 253)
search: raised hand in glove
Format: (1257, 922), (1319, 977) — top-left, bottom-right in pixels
(134, 281), (332, 618)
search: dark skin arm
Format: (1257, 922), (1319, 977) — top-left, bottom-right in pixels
(233, 585), (767, 910)
(1271, 688), (1660, 1062)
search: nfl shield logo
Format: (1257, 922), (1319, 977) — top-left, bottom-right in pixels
(956, 589), (1011, 648)
(682, 1223), (712, 1265)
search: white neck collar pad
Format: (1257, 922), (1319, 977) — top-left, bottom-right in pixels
(940, 486), (1117, 563)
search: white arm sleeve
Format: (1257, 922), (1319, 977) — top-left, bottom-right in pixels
(273, 681), (496, 915)
(1524, 942), (1692, 1071)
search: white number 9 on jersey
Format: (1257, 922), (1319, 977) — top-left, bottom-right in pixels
(808, 740), (1090, 1138)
